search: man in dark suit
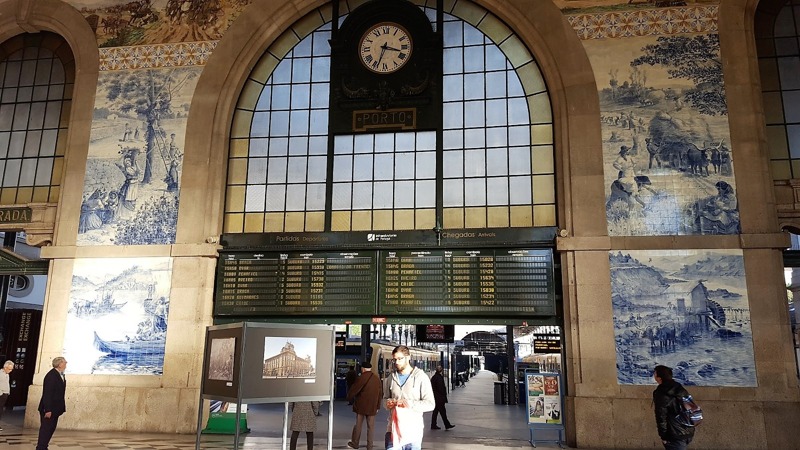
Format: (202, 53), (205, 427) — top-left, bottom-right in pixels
(36, 356), (67, 450)
(430, 365), (454, 430)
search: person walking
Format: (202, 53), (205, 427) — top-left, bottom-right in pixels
(430, 365), (454, 430)
(0, 360), (14, 431)
(289, 401), (319, 450)
(37, 357), (68, 450)
(345, 365), (358, 405)
(385, 345), (435, 450)
(346, 362), (382, 449)
(653, 365), (695, 450)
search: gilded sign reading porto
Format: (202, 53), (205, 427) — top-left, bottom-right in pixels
(353, 108), (416, 131)
(0, 208), (32, 223)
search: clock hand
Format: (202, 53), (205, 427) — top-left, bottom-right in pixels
(377, 42), (388, 65)
(383, 45), (402, 52)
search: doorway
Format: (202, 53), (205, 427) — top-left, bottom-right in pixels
(231, 322), (563, 447)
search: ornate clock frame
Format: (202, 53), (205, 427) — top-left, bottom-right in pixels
(328, 0), (443, 134)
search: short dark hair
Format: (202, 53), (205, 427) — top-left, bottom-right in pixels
(654, 365), (673, 381)
(362, 361), (372, 369)
(392, 345), (410, 357)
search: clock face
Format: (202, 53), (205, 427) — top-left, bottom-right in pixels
(359, 22), (413, 74)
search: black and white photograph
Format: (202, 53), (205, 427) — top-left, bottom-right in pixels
(208, 337), (236, 381)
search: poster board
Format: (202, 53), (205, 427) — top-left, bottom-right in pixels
(201, 322), (336, 403)
(198, 323), (336, 449)
(525, 370), (564, 447)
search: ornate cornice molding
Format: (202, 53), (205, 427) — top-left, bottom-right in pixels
(99, 41), (218, 71)
(565, 5), (719, 40)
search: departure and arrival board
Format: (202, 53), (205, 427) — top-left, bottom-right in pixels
(380, 249), (554, 315)
(215, 251), (376, 316)
(215, 248), (555, 317)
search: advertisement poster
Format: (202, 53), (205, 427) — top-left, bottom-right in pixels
(527, 373), (562, 425)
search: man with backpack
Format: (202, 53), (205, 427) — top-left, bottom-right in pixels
(653, 365), (695, 449)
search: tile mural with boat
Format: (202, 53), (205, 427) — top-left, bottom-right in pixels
(64, 257), (172, 375)
(611, 249), (756, 387)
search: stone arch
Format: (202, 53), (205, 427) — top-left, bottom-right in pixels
(181, 0), (602, 243)
(780, 222), (800, 235)
(0, 0), (99, 245)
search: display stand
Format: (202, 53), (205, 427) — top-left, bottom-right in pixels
(524, 370), (564, 448)
(196, 322), (336, 450)
(202, 401), (250, 434)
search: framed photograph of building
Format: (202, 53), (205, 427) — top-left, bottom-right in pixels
(262, 337), (317, 380)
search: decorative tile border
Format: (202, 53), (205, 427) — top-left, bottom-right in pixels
(99, 41), (218, 71)
(566, 5), (718, 40)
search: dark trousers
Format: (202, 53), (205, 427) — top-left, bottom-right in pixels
(36, 413), (59, 450)
(663, 437), (692, 450)
(431, 402), (452, 428)
(0, 393), (8, 420)
(290, 431), (313, 450)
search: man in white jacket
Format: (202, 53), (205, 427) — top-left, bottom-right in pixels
(0, 360), (14, 431)
(385, 346), (435, 450)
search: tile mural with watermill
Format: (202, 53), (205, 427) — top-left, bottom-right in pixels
(610, 250), (756, 387)
(568, 5), (740, 236)
(77, 67), (200, 245)
(64, 257), (172, 375)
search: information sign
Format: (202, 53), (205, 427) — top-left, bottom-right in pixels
(533, 339), (562, 353)
(214, 248), (555, 317)
(215, 251), (376, 316)
(379, 249), (554, 315)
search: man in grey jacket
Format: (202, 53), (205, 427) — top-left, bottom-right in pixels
(385, 346), (435, 450)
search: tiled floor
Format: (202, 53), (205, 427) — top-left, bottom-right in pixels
(0, 371), (568, 449)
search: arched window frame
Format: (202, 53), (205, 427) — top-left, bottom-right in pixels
(225, 1), (555, 233)
(0, 32), (73, 205)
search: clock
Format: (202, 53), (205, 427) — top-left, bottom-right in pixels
(358, 22), (413, 74)
(329, 0), (439, 133)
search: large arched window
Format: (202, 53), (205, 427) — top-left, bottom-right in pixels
(0, 32), (72, 204)
(758, 0), (800, 179)
(225, 1), (554, 233)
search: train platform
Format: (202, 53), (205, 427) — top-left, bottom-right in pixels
(0, 370), (572, 449)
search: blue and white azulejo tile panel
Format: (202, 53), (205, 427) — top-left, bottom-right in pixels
(64, 257), (172, 375)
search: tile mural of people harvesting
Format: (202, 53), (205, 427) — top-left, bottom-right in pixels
(587, 32), (741, 236)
